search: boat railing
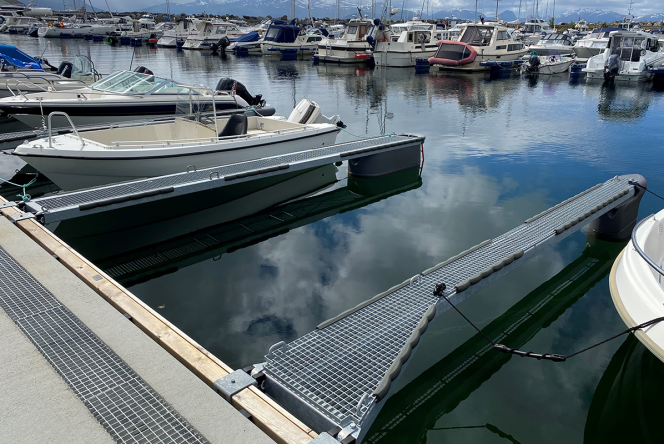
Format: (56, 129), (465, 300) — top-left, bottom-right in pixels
(48, 111), (85, 149)
(631, 215), (664, 277)
(108, 125), (313, 149)
(6, 78), (88, 96)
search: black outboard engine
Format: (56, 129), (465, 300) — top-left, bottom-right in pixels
(527, 53), (540, 73)
(604, 54), (619, 82)
(57, 61), (73, 78)
(216, 78), (263, 107)
(210, 36), (230, 53)
(133, 66), (154, 75)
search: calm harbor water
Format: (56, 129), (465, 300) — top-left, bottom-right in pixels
(2, 35), (664, 443)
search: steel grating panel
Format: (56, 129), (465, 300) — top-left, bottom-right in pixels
(30, 135), (417, 213)
(263, 176), (635, 430)
(0, 246), (209, 444)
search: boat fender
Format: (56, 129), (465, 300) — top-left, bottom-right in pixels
(366, 35), (375, 49)
(454, 249), (524, 293)
(373, 305), (436, 402)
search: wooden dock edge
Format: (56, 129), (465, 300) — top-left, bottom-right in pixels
(0, 197), (316, 444)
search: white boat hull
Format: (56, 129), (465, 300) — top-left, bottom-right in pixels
(535, 59), (574, 75)
(16, 129), (339, 190)
(611, 210), (664, 362)
(373, 47), (437, 67)
(156, 36), (177, 47)
(431, 50), (529, 72)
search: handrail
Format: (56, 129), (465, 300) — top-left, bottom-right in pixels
(631, 214), (664, 277)
(48, 112), (85, 149)
(109, 125), (312, 147)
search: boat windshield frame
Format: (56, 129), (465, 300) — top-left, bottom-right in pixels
(632, 215), (664, 277)
(89, 71), (204, 96)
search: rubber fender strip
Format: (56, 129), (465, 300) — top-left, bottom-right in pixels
(524, 183), (603, 224)
(373, 305), (436, 402)
(554, 189), (631, 235)
(316, 279), (412, 330)
(454, 249), (524, 293)
(225, 164), (289, 181)
(421, 240), (492, 276)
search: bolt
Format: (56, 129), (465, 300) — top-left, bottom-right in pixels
(231, 379), (236, 384)
(350, 422), (356, 429)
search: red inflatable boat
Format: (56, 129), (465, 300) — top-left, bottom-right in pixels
(428, 40), (477, 66)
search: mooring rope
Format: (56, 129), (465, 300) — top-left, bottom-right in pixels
(435, 282), (664, 363)
(0, 175), (37, 202)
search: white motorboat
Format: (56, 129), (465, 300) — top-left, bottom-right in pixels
(157, 17), (198, 47)
(514, 19), (554, 44)
(0, 55), (100, 98)
(2, 15), (38, 34)
(611, 209), (664, 363)
(315, 18), (375, 63)
(573, 27), (622, 60)
(0, 70), (267, 128)
(428, 23), (528, 72)
(528, 33), (575, 56)
(261, 27), (323, 55)
(583, 30), (664, 82)
(182, 20), (245, 50)
(521, 51), (575, 75)
(12, 99), (342, 190)
(374, 20), (438, 67)
(110, 14), (159, 41)
(38, 21), (115, 38)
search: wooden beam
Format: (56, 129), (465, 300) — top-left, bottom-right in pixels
(0, 197), (316, 444)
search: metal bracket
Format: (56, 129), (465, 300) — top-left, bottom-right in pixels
(10, 213), (35, 224)
(213, 370), (257, 402)
(0, 201), (18, 209)
(310, 432), (340, 443)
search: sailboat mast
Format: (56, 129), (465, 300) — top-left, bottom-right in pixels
(166, 0), (170, 20)
(495, 0), (498, 21)
(517, 0), (522, 23)
(308, 0), (313, 25)
(474, 0), (477, 22)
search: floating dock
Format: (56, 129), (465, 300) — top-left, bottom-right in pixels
(259, 175), (644, 443)
(18, 134), (424, 224)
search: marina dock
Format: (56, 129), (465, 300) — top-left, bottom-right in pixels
(260, 175), (643, 443)
(0, 196), (317, 444)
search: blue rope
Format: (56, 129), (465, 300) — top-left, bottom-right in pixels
(0, 176), (37, 202)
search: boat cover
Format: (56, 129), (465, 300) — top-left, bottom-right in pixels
(0, 44), (42, 70)
(232, 31), (260, 43)
(429, 40), (477, 66)
(263, 24), (301, 43)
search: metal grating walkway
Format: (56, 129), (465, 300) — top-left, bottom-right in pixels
(0, 246), (209, 444)
(262, 176), (637, 440)
(25, 134), (424, 224)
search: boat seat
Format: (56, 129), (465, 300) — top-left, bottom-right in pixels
(218, 114), (248, 138)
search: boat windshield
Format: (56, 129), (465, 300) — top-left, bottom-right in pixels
(90, 71), (170, 94)
(460, 26), (493, 46)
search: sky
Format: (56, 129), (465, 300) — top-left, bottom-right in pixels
(83, 0), (660, 17)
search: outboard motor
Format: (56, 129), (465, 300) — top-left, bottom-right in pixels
(56, 61), (73, 78)
(216, 78), (263, 106)
(527, 53), (540, 72)
(133, 66), (154, 75)
(604, 54), (619, 82)
(210, 36), (230, 53)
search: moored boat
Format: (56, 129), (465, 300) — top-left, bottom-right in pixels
(315, 17), (374, 63)
(374, 20), (438, 68)
(0, 70), (267, 128)
(12, 99), (342, 190)
(611, 205), (664, 363)
(583, 30), (664, 82)
(428, 23), (528, 72)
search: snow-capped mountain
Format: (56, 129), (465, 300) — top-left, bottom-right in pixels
(555, 8), (624, 23)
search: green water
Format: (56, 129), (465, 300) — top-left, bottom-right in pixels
(1, 35), (664, 443)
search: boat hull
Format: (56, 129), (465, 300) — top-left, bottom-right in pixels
(430, 50), (528, 72)
(374, 47), (438, 67)
(573, 46), (604, 59)
(15, 130), (340, 190)
(610, 214), (664, 363)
